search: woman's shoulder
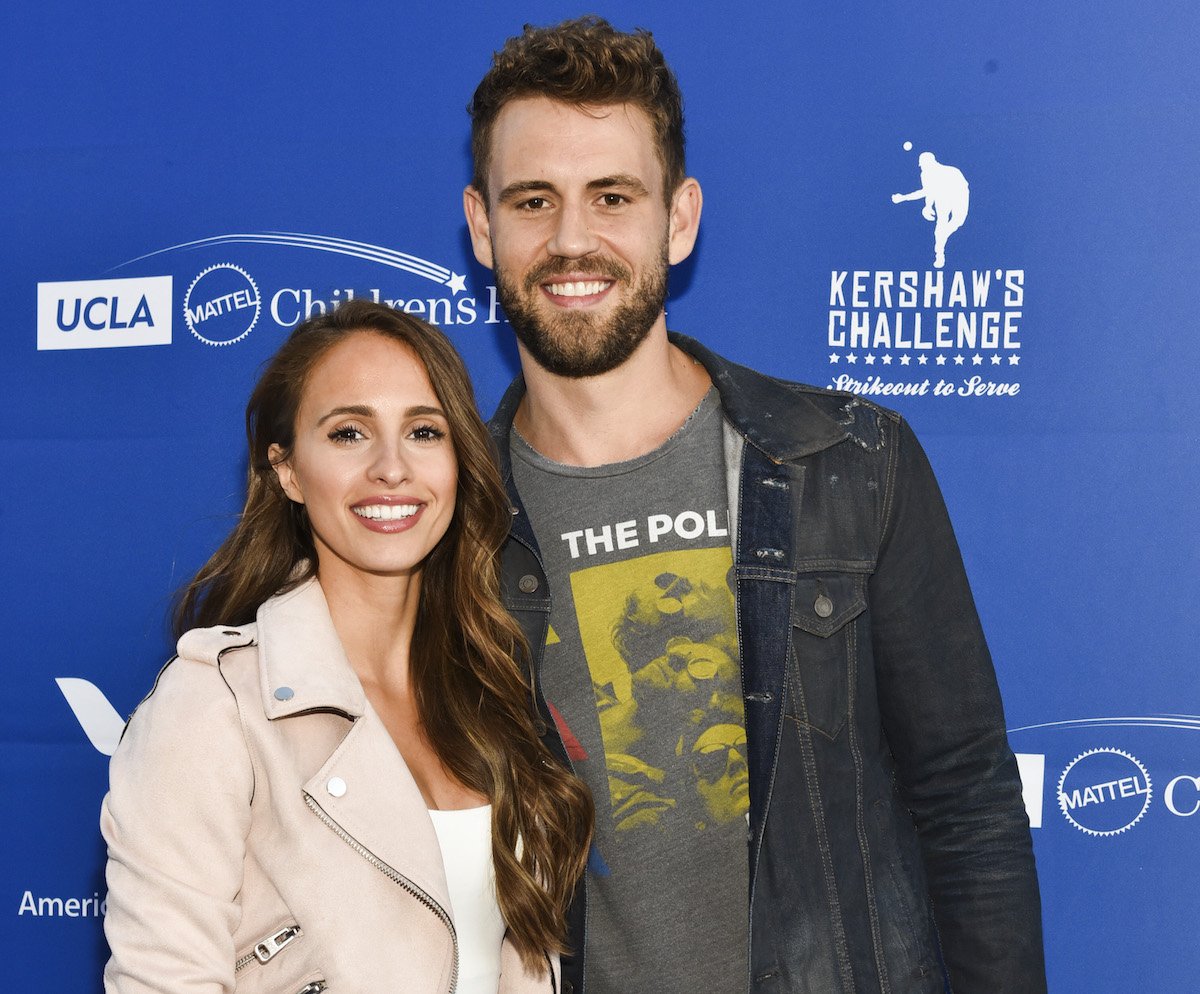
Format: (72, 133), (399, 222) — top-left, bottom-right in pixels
(175, 622), (259, 668)
(119, 624), (262, 749)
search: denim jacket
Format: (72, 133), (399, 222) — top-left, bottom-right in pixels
(489, 334), (1046, 994)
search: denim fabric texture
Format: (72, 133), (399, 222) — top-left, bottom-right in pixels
(489, 334), (1046, 994)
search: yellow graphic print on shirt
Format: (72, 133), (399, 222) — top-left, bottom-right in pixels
(569, 546), (749, 834)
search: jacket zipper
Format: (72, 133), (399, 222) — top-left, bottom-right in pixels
(303, 793), (459, 993)
(234, 923), (303, 972)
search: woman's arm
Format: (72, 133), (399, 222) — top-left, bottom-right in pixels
(101, 653), (254, 994)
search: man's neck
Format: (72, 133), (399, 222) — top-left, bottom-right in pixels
(513, 325), (711, 467)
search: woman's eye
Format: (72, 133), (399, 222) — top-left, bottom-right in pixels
(328, 426), (365, 443)
(410, 424), (447, 443)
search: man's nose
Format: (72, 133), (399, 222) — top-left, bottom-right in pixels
(546, 201), (601, 258)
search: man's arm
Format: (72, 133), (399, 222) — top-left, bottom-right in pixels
(868, 418), (1046, 993)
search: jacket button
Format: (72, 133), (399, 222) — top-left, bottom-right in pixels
(518, 574), (539, 594)
(274, 686), (295, 701)
(327, 776), (347, 798)
(562, 982), (574, 994)
(814, 595), (834, 619)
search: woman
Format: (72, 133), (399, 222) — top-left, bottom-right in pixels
(101, 300), (593, 994)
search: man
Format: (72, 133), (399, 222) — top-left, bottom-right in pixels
(463, 17), (1045, 994)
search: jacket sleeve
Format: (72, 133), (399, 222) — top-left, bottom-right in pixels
(868, 417), (1046, 993)
(101, 654), (254, 993)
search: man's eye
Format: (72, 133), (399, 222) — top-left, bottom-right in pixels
(601, 193), (626, 207)
(521, 197), (547, 210)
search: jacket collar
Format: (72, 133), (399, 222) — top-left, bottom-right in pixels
(255, 577), (368, 721)
(488, 332), (849, 471)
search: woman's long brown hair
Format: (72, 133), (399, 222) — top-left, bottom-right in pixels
(175, 299), (592, 968)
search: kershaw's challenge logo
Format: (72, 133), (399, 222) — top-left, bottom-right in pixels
(826, 141), (1024, 400)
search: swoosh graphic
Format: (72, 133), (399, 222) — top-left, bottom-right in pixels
(56, 678), (125, 756)
(109, 231), (455, 287)
(1007, 715), (1200, 734)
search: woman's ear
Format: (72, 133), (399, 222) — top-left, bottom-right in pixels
(268, 443), (303, 504)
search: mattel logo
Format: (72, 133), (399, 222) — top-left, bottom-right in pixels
(37, 276), (173, 350)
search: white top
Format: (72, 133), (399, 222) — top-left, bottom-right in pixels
(428, 804), (505, 994)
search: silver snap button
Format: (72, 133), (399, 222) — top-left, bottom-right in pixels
(274, 686), (295, 701)
(327, 776), (347, 798)
(814, 595), (834, 619)
(518, 574), (539, 594)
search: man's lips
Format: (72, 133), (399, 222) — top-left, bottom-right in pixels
(543, 279), (613, 298)
(540, 277), (615, 307)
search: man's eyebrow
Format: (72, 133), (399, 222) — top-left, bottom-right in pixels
(587, 174), (651, 196)
(497, 179), (558, 202)
(315, 404), (446, 425)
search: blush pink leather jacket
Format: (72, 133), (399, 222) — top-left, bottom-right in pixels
(101, 578), (559, 994)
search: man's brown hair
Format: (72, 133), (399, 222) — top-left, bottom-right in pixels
(468, 15), (686, 205)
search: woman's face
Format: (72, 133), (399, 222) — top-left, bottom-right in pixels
(271, 331), (458, 585)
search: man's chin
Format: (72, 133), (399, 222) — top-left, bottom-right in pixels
(511, 313), (652, 378)
(516, 336), (637, 379)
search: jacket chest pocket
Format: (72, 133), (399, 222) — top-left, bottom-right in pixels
(788, 573), (867, 741)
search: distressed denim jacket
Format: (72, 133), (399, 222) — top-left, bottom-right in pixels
(489, 334), (1046, 994)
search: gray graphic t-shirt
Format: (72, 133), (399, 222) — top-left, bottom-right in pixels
(511, 389), (749, 994)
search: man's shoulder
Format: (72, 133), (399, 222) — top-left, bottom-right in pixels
(671, 333), (903, 456)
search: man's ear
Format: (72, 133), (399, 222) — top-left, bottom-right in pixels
(667, 177), (703, 266)
(463, 186), (495, 270)
(268, 443), (304, 504)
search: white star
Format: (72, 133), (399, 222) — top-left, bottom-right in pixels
(829, 353), (841, 364)
(991, 354), (1002, 365)
(954, 354), (965, 365)
(917, 354), (929, 365)
(847, 353), (858, 364)
(972, 354), (983, 366)
(935, 354), (947, 366)
(865, 353), (876, 365)
(899, 354), (911, 366)
(445, 272), (467, 295)
(882, 354), (893, 365)
(1009, 354), (1021, 366)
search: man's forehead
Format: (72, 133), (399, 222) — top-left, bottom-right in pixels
(494, 95), (654, 132)
(488, 96), (661, 180)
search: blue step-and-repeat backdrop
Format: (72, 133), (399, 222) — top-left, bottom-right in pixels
(3, 2), (1197, 989)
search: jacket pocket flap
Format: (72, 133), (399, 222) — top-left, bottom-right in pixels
(792, 573), (867, 637)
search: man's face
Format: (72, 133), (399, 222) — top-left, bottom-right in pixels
(464, 97), (700, 378)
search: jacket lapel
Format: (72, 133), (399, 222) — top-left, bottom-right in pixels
(302, 707), (452, 914)
(734, 444), (806, 875)
(255, 577), (453, 916)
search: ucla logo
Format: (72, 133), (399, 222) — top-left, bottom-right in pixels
(37, 276), (173, 350)
(184, 263), (261, 346)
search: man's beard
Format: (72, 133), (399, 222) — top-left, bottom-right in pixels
(494, 247), (669, 379)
